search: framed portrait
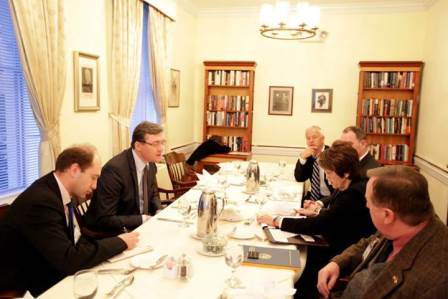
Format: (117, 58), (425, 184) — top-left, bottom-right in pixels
(312, 89), (333, 113)
(73, 52), (100, 111)
(168, 69), (180, 107)
(268, 86), (294, 116)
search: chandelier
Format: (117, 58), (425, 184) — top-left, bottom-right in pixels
(259, 1), (323, 40)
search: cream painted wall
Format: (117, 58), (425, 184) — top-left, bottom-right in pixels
(417, 0), (448, 223)
(417, 0), (448, 170)
(61, 0), (113, 163)
(193, 11), (426, 147)
(167, 3), (197, 150)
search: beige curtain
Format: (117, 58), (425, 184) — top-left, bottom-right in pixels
(148, 7), (172, 128)
(9, 0), (66, 175)
(110, 0), (143, 155)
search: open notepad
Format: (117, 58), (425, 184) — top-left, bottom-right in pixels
(262, 226), (328, 247)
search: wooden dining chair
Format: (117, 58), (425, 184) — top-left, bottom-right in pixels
(163, 151), (198, 189)
(0, 204), (26, 299)
(71, 197), (117, 239)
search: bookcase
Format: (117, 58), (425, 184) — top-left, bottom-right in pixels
(356, 61), (424, 166)
(203, 61), (256, 152)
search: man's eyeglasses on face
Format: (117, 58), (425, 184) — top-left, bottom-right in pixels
(140, 140), (166, 147)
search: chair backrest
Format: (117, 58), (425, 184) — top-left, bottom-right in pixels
(164, 151), (188, 183)
(71, 197), (90, 229)
(0, 204), (9, 222)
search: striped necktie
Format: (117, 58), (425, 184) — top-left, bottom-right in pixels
(310, 158), (321, 200)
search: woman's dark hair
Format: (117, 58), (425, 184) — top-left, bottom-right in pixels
(319, 140), (360, 179)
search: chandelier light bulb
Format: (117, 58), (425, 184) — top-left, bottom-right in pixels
(275, 1), (290, 25)
(260, 4), (274, 26)
(307, 6), (320, 28)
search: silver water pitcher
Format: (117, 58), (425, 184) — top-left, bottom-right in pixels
(245, 160), (260, 193)
(197, 190), (225, 238)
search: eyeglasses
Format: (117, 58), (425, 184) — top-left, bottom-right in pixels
(140, 140), (166, 147)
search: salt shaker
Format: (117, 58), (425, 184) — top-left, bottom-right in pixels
(177, 254), (192, 281)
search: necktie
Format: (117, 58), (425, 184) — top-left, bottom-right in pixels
(142, 165), (149, 214)
(310, 158), (321, 200)
(67, 202), (75, 243)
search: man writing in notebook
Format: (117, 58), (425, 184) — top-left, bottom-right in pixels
(86, 121), (163, 232)
(317, 166), (448, 299)
(0, 145), (138, 296)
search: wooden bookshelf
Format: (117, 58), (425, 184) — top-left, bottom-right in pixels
(356, 61), (424, 166)
(203, 61), (256, 152)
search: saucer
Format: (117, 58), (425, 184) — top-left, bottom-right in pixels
(196, 247), (225, 257)
(242, 190), (256, 195)
(229, 228), (255, 240)
(190, 232), (205, 240)
(220, 215), (243, 222)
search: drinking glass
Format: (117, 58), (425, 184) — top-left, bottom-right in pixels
(177, 199), (192, 227)
(224, 245), (243, 288)
(73, 270), (97, 299)
(278, 160), (287, 177)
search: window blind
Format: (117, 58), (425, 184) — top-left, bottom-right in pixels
(0, 0), (40, 196)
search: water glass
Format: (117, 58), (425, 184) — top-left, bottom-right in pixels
(73, 270), (97, 299)
(177, 200), (192, 227)
(224, 245), (243, 288)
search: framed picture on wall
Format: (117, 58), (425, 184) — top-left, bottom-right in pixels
(268, 86), (294, 116)
(168, 69), (180, 107)
(73, 51), (100, 112)
(312, 89), (333, 113)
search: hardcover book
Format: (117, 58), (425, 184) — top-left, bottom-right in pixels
(242, 245), (301, 271)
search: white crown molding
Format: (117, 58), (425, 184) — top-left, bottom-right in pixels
(176, 0), (200, 17)
(196, 0), (434, 17)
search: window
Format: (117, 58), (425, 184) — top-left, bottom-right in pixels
(0, 0), (40, 197)
(130, 4), (160, 133)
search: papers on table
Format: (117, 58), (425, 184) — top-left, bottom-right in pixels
(269, 228), (299, 243)
(108, 244), (153, 263)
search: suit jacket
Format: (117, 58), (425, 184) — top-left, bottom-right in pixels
(294, 145), (334, 198)
(86, 148), (161, 231)
(282, 178), (375, 258)
(332, 216), (448, 299)
(359, 152), (380, 177)
(0, 173), (126, 297)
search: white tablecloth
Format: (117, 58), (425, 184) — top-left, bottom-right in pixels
(39, 163), (306, 299)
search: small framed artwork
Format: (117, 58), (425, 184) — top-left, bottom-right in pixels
(268, 86), (294, 116)
(312, 89), (333, 113)
(73, 52), (100, 111)
(168, 69), (180, 107)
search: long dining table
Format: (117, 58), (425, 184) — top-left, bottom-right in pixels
(39, 162), (306, 299)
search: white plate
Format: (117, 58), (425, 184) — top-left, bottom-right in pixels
(196, 247), (225, 257)
(130, 252), (165, 269)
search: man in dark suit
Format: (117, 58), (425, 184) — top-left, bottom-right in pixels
(86, 121), (163, 232)
(340, 126), (380, 177)
(0, 145), (139, 297)
(294, 126), (333, 200)
(317, 166), (448, 299)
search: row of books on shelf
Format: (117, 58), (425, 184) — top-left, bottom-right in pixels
(208, 95), (249, 111)
(361, 98), (413, 117)
(207, 135), (250, 152)
(206, 111), (248, 128)
(207, 70), (250, 86)
(370, 144), (409, 162)
(363, 71), (415, 89)
(361, 117), (411, 134)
